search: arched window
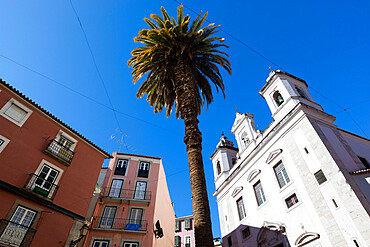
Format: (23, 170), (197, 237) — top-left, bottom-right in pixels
(273, 91), (284, 106)
(295, 87), (307, 99)
(241, 132), (249, 148)
(216, 161), (221, 175)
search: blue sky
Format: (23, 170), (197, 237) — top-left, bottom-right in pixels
(1, 0), (369, 238)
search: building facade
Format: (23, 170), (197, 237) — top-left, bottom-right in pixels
(84, 152), (175, 247)
(211, 71), (370, 247)
(0, 79), (111, 247)
(174, 215), (194, 247)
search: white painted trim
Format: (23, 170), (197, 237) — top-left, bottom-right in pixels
(0, 134), (10, 153)
(34, 159), (64, 185)
(0, 98), (33, 127)
(56, 130), (78, 151)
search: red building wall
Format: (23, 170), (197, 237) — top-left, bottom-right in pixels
(0, 80), (110, 246)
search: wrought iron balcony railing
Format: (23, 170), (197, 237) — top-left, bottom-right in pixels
(44, 139), (75, 164)
(0, 219), (36, 247)
(91, 217), (147, 232)
(24, 173), (59, 200)
(101, 187), (152, 201)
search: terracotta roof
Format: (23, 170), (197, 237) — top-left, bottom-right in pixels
(349, 168), (370, 175)
(0, 79), (112, 158)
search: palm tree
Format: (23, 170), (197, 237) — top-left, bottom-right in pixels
(128, 5), (231, 246)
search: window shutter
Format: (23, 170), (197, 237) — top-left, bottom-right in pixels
(175, 236), (181, 247)
(185, 219), (191, 230)
(175, 221), (180, 232)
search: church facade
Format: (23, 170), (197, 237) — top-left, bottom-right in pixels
(211, 71), (370, 247)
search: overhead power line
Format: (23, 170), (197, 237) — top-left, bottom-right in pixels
(171, 0), (368, 137)
(0, 54), (182, 136)
(69, 0), (129, 150)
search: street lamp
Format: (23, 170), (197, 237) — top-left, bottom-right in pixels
(70, 224), (89, 247)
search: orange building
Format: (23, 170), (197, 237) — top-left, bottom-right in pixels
(84, 152), (175, 247)
(0, 79), (111, 247)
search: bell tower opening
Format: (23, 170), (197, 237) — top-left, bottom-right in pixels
(273, 91), (284, 106)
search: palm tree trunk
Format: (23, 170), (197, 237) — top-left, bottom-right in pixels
(174, 59), (214, 247)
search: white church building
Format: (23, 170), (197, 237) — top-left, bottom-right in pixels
(211, 70), (370, 247)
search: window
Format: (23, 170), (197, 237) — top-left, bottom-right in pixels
(175, 220), (180, 232)
(32, 165), (59, 198)
(0, 99), (32, 127)
(185, 236), (191, 247)
(241, 226), (250, 239)
(253, 181), (266, 206)
(134, 181), (147, 200)
(227, 236), (232, 246)
(273, 161), (290, 188)
(236, 197), (246, 220)
(358, 156), (370, 169)
(137, 161), (150, 178)
(314, 170), (327, 185)
(114, 159), (128, 176)
(123, 242), (139, 247)
(109, 179), (123, 198)
(93, 240), (110, 247)
(175, 236), (181, 247)
(0, 206), (36, 246)
(216, 161), (221, 175)
(285, 193), (299, 209)
(0, 135), (10, 153)
(100, 207), (116, 228)
(273, 91), (284, 107)
(184, 218), (191, 230)
(128, 208), (143, 225)
(58, 135), (74, 149)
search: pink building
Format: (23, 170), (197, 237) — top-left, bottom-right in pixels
(84, 152), (175, 247)
(175, 215), (195, 247)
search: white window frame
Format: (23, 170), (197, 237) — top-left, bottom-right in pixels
(120, 238), (141, 247)
(100, 206), (117, 229)
(253, 180), (267, 207)
(0, 98), (33, 127)
(0, 205), (37, 246)
(127, 206), (145, 225)
(273, 161), (291, 189)
(236, 197), (246, 221)
(184, 235), (191, 247)
(122, 241), (140, 247)
(27, 160), (64, 198)
(55, 130), (77, 151)
(90, 237), (112, 247)
(283, 190), (302, 212)
(0, 134), (10, 153)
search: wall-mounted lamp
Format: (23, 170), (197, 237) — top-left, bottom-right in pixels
(70, 224), (89, 247)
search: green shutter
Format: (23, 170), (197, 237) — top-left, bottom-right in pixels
(175, 220), (180, 232)
(185, 218), (191, 230)
(175, 236), (181, 247)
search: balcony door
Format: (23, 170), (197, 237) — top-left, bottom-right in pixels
(100, 207), (116, 229)
(134, 181), (147, 200)
(33, 165), (59, 197)
(109, 179), (123, 198)
(129, 208), (143, 225)
(0, 206), (36, 246)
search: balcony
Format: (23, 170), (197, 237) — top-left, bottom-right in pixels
(44, 139), (75, 165)
(100, 187), (151, 205)
(0, 219), (36, 247)
(23, 173), (59, 200)
(90, 217), (147, 233)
